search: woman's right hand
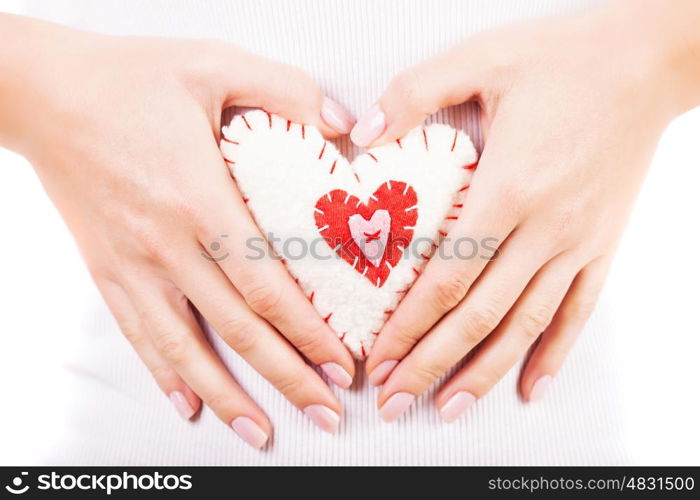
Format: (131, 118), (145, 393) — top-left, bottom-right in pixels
(0, 14), (357, 448)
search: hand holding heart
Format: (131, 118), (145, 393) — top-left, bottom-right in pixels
(2, 17), (363, 448)
(358, 2), (697, 422)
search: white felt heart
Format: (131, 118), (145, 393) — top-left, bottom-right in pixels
(221, 110), (477, 359)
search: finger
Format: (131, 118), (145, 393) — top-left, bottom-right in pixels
(195, 156), (355, 389)
(366, 174), (516, 385)
(124, 277), (273, 449)
(213, 43), (355, 137)
(377, 233), (552, 422)
(96, 276), (201, 420)
(350, 37), (494, 147)
(171, 252), (343, 434)
(518, 256), (611, 402)
(435, 255), (580, 422)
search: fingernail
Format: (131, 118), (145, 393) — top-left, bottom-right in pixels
(379, 392), (415, 422)
(321, 362), (353, 389)
(304, 404), (340, 434)
(350, 103), (386, 147)
(169, 391), (196, 420)
(321, 97), (355, 134)
(439, 391), (476, 423)
(368, 359), (398, 386)
(529, 375), (553, 402)
(231, 416), (269, 449)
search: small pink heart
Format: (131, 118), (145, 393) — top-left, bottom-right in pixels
(348, 210), (391, 267)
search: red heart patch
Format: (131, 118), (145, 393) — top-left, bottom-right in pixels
(314, 181), (418, 287)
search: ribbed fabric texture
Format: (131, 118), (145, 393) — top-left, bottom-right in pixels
(20, 0), (627, 465)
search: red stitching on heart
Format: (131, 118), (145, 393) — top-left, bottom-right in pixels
(367, 152), (378, 162)
(450, 129), (458, 152)
(422, 128), (429, 150)
(286, 120), (291, 132)
(330, 159), (338, 174)
(223, 157), (235, 164)
(242, 115), (252, 130)
(363, 229), (382, 242)
(222, 137), (239, 145)
(264, 111), (272, 128)
(314, 182), (418, 287)
(301, 124), (306, 139)
(318, 142), (326, 160)
(395, 138), (402, 148)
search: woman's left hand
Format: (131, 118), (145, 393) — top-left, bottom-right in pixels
(354, 0), (700, 422)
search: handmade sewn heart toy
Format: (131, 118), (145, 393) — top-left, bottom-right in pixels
(221, 110), (477, 359)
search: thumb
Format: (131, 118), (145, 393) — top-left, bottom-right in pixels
(350, 40), (496, 147)
(216, 44), (355, 138)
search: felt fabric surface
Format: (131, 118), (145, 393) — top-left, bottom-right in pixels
(221, 110), (477, 358)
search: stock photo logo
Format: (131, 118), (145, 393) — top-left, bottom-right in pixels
(244, 232), (500, 263)
(3, 471), (193, 496)
(201, 234), (230, 262)
(4, 472), (29, 495)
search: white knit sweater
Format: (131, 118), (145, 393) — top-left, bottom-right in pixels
(21, 0), (626, 465)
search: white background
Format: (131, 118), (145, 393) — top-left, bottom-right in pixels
(1, 0), (699, 465)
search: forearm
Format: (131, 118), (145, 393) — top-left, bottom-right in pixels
(0, 14), (97, 156)
(606, 0), (700, 118)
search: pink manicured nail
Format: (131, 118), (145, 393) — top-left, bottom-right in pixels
(379, 392), (415, 422)
(304, 404), (340, 434)
(169, 391), (196, 420)
(321, 97), (355, 134)
(350, 103), (386, 147)
(368, 359), (399, 386)
(231, 416), (269, 449)
(439, 391), (476, 423)
(321, 362), (353, 389)
(529, 375), (553, 402)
